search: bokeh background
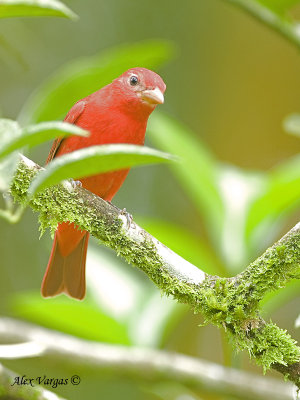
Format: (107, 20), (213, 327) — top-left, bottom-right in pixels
(0, 0), (299, 399)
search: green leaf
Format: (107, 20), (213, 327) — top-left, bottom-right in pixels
(148, 113), (224, 241)
(0, 0), (77, 20)
(129, 290), (187, 348)
(261, 281), (300, 316)
(0, 121), (88, 160)
(223, 0), (300, 51)
(0, 118), (21, 147)
(283, 113), (300, 138)
(217, 165), (266, 272)
(0, 153), (19, 191)
(19, 40), (175, 125)
(12, 293), (130, 344)
(0, 119), (21, 191)
(136, 217), (226, 276)
(257, 0), (299, 14)
(29, 144), (175, 196)
(87, 244), (187, 348)
(246, 154), (300, 245)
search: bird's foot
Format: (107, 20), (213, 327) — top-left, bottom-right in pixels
(70, 179), (82, 189)
(120, 208), (133, 229)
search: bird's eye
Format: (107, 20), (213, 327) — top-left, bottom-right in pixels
(129, 75), (139, 86)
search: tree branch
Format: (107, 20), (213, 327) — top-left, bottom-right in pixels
(9, 155), (300, 387)
(0, 360), (65, 400)
(0, 318), (294, 400)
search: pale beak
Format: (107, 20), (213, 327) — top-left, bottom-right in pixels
(141, 87), (164, 105)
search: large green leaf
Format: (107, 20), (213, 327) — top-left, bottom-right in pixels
(0, 121), (88, 160)
(0, 0), (77, 19)
(0, 119), (21, 191)
(148, 113), (224, 241)
(12, 293), (130, 344)
(29, 144), (175, 195)
(19, 40), (175, 125)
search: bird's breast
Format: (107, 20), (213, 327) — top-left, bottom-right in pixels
(80, 103), (147, 146)
(55, 102), (148, 200)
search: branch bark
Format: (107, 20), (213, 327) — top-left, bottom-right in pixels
(9, 155), (300, 388)
(0, 318), (294, 400)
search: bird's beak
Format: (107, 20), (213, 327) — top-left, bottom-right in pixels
(141, 87), (164, 105)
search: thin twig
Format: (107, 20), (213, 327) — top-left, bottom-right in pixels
(222, 0), (300, 50)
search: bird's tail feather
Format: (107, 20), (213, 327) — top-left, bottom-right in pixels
(41, 231), (89, 300)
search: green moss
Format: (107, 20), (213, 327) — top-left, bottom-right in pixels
(232, 322), (300, 373)
(10, 160), (300, 382)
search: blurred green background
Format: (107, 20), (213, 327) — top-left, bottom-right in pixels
(0, 0), (299, 399)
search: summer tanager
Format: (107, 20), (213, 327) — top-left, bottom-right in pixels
(41, 67), (166, 300)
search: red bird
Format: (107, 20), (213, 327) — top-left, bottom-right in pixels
(41, 67), (166, 300)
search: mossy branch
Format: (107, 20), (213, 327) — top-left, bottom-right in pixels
(0, 318), (294, 400)
(10, 155), (300, 387)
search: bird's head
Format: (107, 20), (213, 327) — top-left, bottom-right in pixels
(112, 67), (166, 116)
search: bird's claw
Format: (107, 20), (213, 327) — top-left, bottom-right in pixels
(120, 208), (133, 229)
(70, 179), (82, 189)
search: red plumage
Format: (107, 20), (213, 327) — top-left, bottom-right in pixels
(41, 67), (166, 300)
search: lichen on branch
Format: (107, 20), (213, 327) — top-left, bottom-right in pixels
(9, 155), (300, 387)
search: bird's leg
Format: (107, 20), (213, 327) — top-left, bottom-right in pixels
(120, 208), (133, 229)
(70, 179), (82, 189)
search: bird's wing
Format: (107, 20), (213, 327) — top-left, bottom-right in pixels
(46, 100), (86, 164)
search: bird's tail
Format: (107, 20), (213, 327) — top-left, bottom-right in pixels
(41, 223), (89, 300)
